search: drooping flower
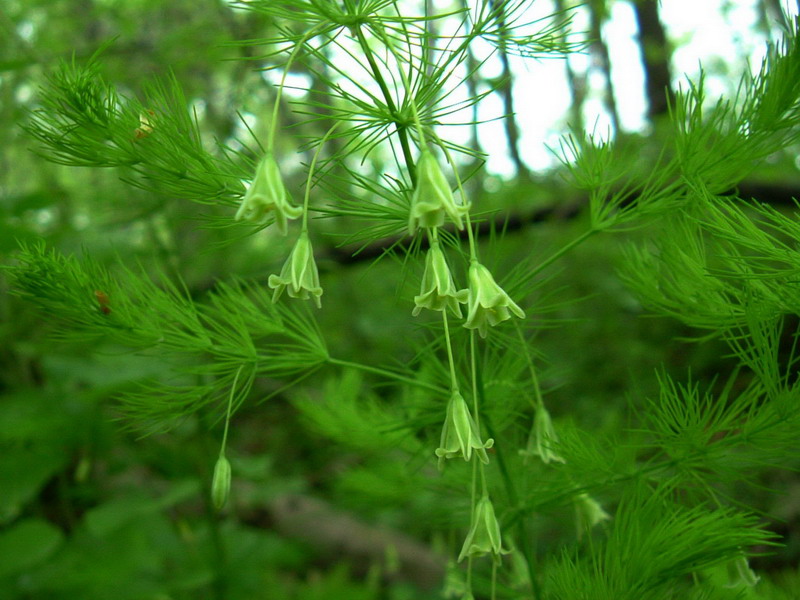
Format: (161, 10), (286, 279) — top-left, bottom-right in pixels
(574, 492), (610, 537)
(458, 494), (508, 562)
(441, 559), (469, 599)
(211, 453), (232, 510)
(408, 150), (470, 234)
(435, 390), (493, 470)
(268, 231), (323, 308)
(724, 556), (760, 588)
(413, 239), (468, 317)
(235, 153), (303, 235)
(463, 261), (525, 337)
(519, 404), (565, 465)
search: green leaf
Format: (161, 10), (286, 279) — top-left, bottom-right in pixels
(0, 447), (68, 524)
(0, 518), (64, 578)
(85, 479), (198, 537)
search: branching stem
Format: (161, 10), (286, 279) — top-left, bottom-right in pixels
(354, 25), (418, 184)
(219, 365), (242, 456)
(327, 357), (446, 394)
(269, 26), (324, 152)
(302, 121), (341, 231)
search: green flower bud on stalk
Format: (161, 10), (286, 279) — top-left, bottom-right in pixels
(235, 153), (303, 235)
(211, 454), (231, 510)
(413, 239), (468, 317)
(435, 390), (493, 470)
(463, 261), (525, 338)
(408, 151), (470, 234)
(520, 404), (565, 465)
(458, 494), (508, 562)
(268, 231), (323, 308)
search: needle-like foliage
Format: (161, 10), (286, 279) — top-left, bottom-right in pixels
(7, 3), (800, 598)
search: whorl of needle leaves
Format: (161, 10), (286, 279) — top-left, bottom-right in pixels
(23, 50), (260, 227)
(5, 243), (328, 432)
(547, 484), (777, 600)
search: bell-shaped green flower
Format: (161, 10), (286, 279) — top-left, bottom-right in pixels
(520, 404), (565, 465)
(441, 559), (469, 599)
(463, 261), (525, 338)
(703, 554), (760, 590)
(574, 492), (610, 537)
(235, 153), (303, 235)
(211, 453), (231, 510)
(725, 556), (760, 588)
(458, 494), (508, 562)
(413, 240), (469, 317)
(268, 231), (323, 308)
(408, 150), (470, 234)
(435, 390), (493, 470)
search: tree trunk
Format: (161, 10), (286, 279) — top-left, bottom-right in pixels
(490, 0), (527, 177)
(588, 0), (621, 132)
(555, 0), (586, 133)
(632, 0), (673, 120)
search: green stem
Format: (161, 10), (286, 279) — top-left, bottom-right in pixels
(491, 560), (498, 600)
(354, 25), (418, 184)
(327, 357), (446, 395)
(483, 414), (542, 600)
(430, 130), (478, 261)
(442, 310), (459, 391)
(515, 322), (543, 411)
(531, 228), (597, 278)
(220, 365), (242, 456)
(469, 330), (480, 423)
(376, 27), (427, 148)
(470, 331), (488, 497)
(302, 122), (341, 231)
(466, 457), (477, 596)
(269, 26), (323, 152)
(199, 409), (228, 600)
(476, 333), (542, 600)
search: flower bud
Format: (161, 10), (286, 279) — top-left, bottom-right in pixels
(463, 261), (524, 338)
(268, 231), (323, 308)
(435, 390), (493, 470)
(408, 151), (470, 234)
(211, 454), (231, 510)
(413, 240), (468, 317)
(235, 153), (303, 234)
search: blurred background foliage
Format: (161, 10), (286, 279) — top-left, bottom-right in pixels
(2, 0), (800, 598)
